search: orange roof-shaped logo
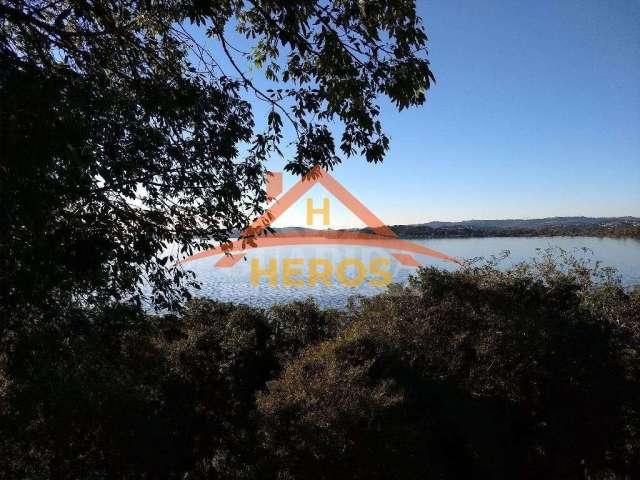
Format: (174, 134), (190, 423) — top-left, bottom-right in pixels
(181, 166), (459, 268)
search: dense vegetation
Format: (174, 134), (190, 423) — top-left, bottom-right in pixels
(1, 0), (433, 310)
(1, 254), (638, 479)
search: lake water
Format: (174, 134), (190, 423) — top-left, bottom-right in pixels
(184, 237), (640, 309)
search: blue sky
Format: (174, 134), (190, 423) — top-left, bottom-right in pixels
(193, 0), (640, 226)
(319, 0), (640, 224)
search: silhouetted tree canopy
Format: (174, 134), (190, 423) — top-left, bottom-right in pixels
(0, 0), (433, 310)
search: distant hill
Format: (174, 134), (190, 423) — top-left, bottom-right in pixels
(247, 217), (640, 240)
(413, 216), (640, 229)
(382, 216), (640, 239)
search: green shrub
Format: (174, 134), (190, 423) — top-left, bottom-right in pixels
(1, 255), (638, 479)
(257, 256), (640, 479)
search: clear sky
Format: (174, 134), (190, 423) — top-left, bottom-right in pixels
(196, 0), (640, 226)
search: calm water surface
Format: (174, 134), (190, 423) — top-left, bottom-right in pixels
(185, 237), (640, 309)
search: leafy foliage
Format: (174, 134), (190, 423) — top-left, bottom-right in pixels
(0, 0), (433, 310)
(1, 257), (638, 479)
(259, 255), (640, 478)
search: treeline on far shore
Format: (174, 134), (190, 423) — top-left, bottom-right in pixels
(382, 222), (640, 239)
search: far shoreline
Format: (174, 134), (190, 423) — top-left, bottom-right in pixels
(395, 232), (640, 240)
(239, 217), (640, 242)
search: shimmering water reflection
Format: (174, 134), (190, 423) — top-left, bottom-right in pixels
(185, 237), (640, 309)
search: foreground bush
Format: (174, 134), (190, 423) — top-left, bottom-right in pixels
(1, 255), (638, 479)
(259, 256), (640, 479)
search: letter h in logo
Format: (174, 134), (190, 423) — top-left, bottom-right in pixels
(306, 198), (330, 226)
